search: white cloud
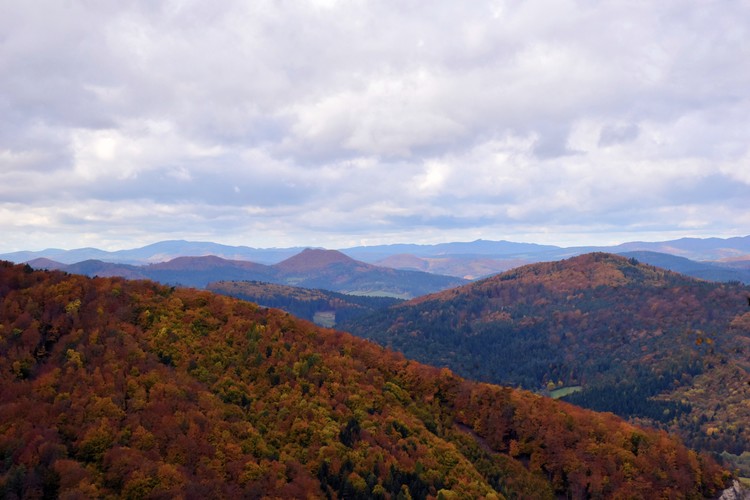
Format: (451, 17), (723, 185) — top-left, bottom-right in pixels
(1, 0), (750, 251)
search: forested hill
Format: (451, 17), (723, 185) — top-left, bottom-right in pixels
(341, 253), (750, 464)
(206, 280), (402, 327)
(0, 261), (730, 498)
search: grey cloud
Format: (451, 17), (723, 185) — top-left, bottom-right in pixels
(598, 124), (639, 147)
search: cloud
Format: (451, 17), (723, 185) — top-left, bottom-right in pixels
(598, 123), (639, 147)
(1, 0), (750, 251)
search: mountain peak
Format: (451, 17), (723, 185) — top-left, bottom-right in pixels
(408, 252), (680, 305)
(24, 257), (66, 270)
(275, 248), (358, 272)
(490, 252), (661, 289)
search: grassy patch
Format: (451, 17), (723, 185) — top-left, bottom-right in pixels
(344, 290), (412, 299)
(313, 311), (336, 328)
(549, 386), (583, 399)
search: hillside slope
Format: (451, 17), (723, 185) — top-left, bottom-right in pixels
(206, 280), (401, 327)
(342, 253), (750, 463)
(270, 249), (467, 297)
(0, 261), (729, 498)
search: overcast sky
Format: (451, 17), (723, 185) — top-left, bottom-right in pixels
(1, 0), (749, 252)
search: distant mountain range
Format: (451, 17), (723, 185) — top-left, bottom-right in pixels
(618, 251), (750, 284)
(23, 248), (466, 299)
(4, 235), (750, 282)
(357, 237), (750, 281)
(0, 240), (304, 265)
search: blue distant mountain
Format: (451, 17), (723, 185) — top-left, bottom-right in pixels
(340, 239), (561, 261)
(22, 249), (467, 299)
(2, 240), (304, 265)
(4, 235), (750, 283)
(616, 251), (750, 284)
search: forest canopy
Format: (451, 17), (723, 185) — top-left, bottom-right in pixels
(0, 261), (730, 498)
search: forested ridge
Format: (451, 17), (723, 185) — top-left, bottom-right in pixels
(0, 261), (730, 498)
(342, 253), (750, 467)
(206, 280), (401, 327)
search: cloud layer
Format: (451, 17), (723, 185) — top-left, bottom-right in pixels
(2, 0), (749, 251)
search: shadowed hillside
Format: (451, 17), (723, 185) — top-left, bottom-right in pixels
(0, 261), (730, 498)
(206, 280), (402, 327)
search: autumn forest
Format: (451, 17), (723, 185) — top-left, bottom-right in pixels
(0, 259), (740, 498)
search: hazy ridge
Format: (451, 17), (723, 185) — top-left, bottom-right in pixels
(5, 235), (750, 283)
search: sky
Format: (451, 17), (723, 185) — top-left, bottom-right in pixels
(1, 0), (749, 252)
